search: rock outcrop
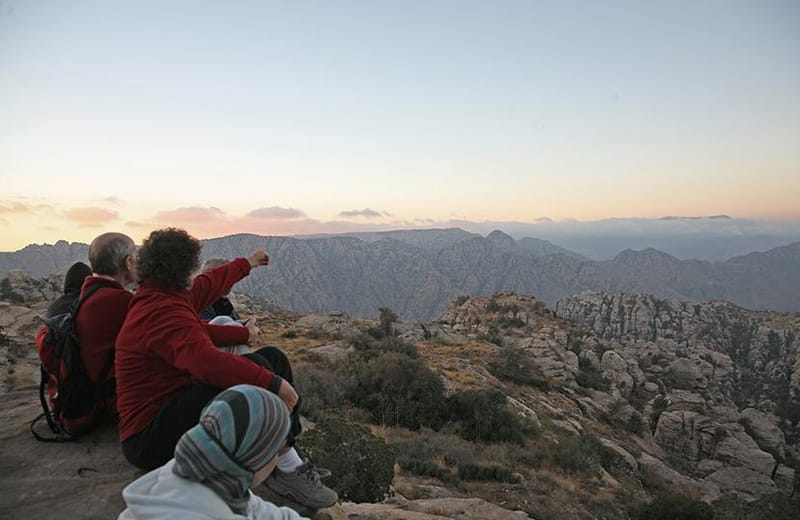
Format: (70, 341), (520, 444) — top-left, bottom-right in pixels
(557, 292), (800, 502)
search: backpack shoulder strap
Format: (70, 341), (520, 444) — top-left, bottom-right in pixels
(71, 282), (105, 316)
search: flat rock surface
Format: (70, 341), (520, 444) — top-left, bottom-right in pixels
(0, 389), (139, 519)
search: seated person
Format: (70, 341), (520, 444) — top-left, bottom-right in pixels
(116, 228), (336, 510)
(119, 385), (311, 520)
(199, 258), (241, 321)
(46, 261), (92, 318)
(36, 233), (138, 429)
(36, 233), (260, 430)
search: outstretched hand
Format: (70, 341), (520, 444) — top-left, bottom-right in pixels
(248, 249), (270, 268)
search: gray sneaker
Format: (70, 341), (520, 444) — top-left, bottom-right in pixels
(265, 461), (338, 509)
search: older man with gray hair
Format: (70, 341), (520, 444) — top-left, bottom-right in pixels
(36, 232), (137, 433)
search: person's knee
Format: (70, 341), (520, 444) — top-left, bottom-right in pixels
(259, 346), (288, 363)
(208, 315), (239, 326)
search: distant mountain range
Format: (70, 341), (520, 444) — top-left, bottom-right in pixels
(1, 229), (798, 320)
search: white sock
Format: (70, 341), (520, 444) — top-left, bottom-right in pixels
(277, 448), (304, 473)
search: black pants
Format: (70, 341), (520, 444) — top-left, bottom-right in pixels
(121, 348), (301, 471)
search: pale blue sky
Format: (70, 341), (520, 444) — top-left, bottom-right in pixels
(0, 0), (798, 249)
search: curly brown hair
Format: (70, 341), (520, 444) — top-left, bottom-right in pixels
(136, 228), (201, 289)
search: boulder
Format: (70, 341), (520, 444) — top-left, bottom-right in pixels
(666, 358), (707, 390)
(704, 467), (777, 502)
(712, 424), (776, 476)
(773, 464), (796, 495)
(343, 497), (531, 520)
(312, 343), (355, 364)
(600, 351), (634, 397)
(653, 411), (715, 469)
(294, 313), (361, 339)
(599, 438), (638, 474)
(637, 453), (720, 502)
(739, 408), (786, 461)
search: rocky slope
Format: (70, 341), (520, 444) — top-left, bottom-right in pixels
(556, 292), (800, 501)
(0, 270), (798, 518)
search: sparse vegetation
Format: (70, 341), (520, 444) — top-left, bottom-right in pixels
(548, 434), (603, 476)
(366, 307), (399, 338)
(576, 355), (610, 391)
(650, 395), (669, 433)
(488, 346), (550, 389)
(454, 295), (470, 306)
(446, 388), (533, 443)
(712, 492), (800, 520)
(301, 416), (395, 503)
(346, 351), (446, 430)
(457, 463), (519, 483)
(637, 492), (713, 520)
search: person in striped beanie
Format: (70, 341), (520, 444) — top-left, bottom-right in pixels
(118, 385), (311, 519)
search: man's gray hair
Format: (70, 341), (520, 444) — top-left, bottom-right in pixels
(89, 232), (135, 276)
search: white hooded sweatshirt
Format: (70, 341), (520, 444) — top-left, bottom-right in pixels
(118, 460), (308, 520)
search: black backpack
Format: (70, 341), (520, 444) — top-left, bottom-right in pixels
(31, 283), (116, 442)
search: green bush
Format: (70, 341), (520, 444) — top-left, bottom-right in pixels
(301, 416), (395, 503)
(457, 463), (520, 483)
(488, 347), (550, 389)
(548, 435), (602, 476)
(499, 316), (526, 329)
(345, 352), (446, 430)
(398, 457), (454, 482)
(446, 389), (531, 443)
(576, 356), (610, 391)
(712, 493), (800, 520)
(293, 364), (348, 421)
(638, 492), (712, 520)
(351, 332), (419, 359)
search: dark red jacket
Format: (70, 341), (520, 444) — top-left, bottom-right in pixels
(35, 276), (131, 417)
(115, 258), (280, 441)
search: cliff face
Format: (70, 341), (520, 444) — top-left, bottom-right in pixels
(556, 292), (800, 500)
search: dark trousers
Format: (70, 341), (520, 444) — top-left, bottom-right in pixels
(121, 347), (301, 471)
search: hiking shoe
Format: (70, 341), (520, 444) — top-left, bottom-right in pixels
(265, 461), (338, 509)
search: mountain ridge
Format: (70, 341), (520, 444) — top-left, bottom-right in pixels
(1, 230), (799, 319)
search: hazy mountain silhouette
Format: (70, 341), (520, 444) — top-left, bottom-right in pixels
(1, 229), (798, 319)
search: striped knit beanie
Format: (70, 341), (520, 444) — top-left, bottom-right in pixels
(173, 385), (290, 514)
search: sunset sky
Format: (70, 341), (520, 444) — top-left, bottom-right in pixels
(1, 0), (799, 251)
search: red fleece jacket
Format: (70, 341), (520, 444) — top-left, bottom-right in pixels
(35, 276), (250, 418)
(115, 258), (279, 441)
(35, 276), (131, 416)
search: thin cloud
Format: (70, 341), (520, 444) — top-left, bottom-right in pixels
(338, 208), (385, 219)
(154, 206), (226, 223)
(124, 220), (150, 228)
(63, 207), (120, 228)
(246, 207), (306, 220)
(0, 201), (53, 214)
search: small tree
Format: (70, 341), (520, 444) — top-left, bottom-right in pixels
(446, 389), (531, 443)
(378, 307), (398, 337)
